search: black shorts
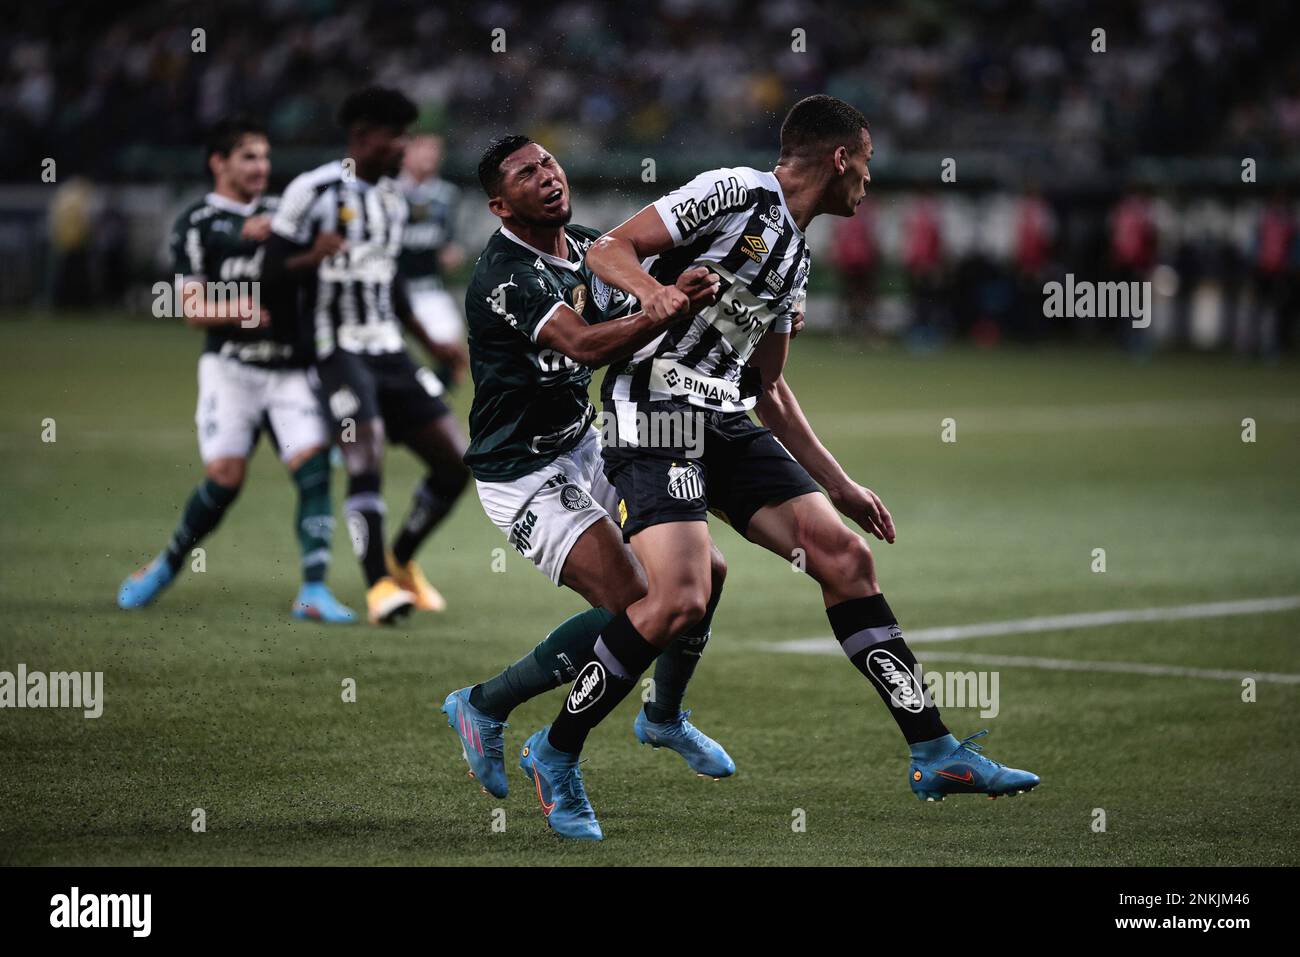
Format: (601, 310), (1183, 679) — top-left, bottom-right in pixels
(601, 402), (821, 540)
(311, 349), (450, 446)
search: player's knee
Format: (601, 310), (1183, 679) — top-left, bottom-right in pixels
(708, 547), (728, 590)
(807, 533), (876, 590)
(660, 587), (710, 638)
(205, 458), (246, 490)
(342, 423), (384, 474)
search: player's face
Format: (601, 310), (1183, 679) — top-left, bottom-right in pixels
(403, 135), (442, 180)
(828, 129), (872, 217)
(216, 134), (270, 202)
(494, 143), (571, 227)
(358, 125), (411, 179)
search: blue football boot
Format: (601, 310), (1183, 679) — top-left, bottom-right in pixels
(291, 582), (356, 623)
(117, 555), (176, 609)
(909, 730), (1040, 801)
(518, 727), (602, 841)
(634, 708), (736, 779)
(441, 688), (508, 798)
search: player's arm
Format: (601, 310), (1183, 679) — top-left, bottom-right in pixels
(585, 207), (690, 321)
(168, 214), (265, 329)
(262, 175), (346, 281)
(749, 332), (896, 543)
(538, 266), (718, 367)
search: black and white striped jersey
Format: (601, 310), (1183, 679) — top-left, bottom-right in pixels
(271, 160), (408, 359)
(601, 166), (810, 417)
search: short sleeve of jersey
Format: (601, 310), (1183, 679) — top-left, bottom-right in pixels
(774, 261), (809, 335)
(477, 260), (566, 343)
(650, 168), (754, 247)
(271, 172), (323, 246)
(169, 209), (204, 280)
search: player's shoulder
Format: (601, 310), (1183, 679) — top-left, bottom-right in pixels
(280, 161), (345, 205)
(468, 230), (529, 288)
(565, 223), (601, 248)
(174, 196), (216, 230)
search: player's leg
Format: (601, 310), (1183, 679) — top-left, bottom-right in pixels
(267, 368), (354, 623)
(379, 354), (468, 611)
(118, 356), (254, 609)
(633, 540), (735, 778)
(519, 519), (714, 840)
(313, 351), (413, 624)
(745, 490), (1039, 800)
(411, 287), (465, 389)
(389, 412), (469, 611)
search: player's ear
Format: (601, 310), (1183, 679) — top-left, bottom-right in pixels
(833, 145), (848, 175)
(487, 195), (510, 219)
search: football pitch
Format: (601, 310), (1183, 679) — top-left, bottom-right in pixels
(2, 315), (1297, 866)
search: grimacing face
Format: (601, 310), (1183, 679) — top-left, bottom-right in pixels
(214, 134), (270, 201)
(493, 143), (572, 227)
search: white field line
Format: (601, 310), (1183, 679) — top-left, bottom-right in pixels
(766, 595), (1300, 684)
(812, 396), (1300, 436)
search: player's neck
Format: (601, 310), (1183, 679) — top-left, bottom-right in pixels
(773, 164), (821, 231)
(502, 220), (568, 259)
(213, 183), (257, 207)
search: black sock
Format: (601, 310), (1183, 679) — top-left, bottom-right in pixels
(344, 473), (388, 586)
(645, 581), (720, 723)
(827, 593), (949, 744)
(392, 471), (464, 566)
(547, 613), (661, 755)
(164, 478), (239, 572)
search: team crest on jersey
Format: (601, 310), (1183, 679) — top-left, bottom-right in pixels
(569, 283), (587, 316)
(666, 462), (705, 502)
(740, 234), (769, 263)
(559, 484), (592, 512)
(338, 205), (356, 224)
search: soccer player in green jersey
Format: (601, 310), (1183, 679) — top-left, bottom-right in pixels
(440, 137), (734, 816)
(117, 117), (353, 622)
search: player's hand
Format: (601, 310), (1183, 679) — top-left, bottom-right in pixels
(675, 266), (720, 315)
(828, 481), (896, 544)
(642, 283), (691, 324)
(790, 306), (806, 337)
(310, 233), (347, 264)
(241, 214), (273, 242)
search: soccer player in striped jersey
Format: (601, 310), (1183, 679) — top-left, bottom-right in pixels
(265, 87), (470, 625)
(117, 116), (353, 623)
(517, 95), (1039, 838)
(440, 137), (734, 816)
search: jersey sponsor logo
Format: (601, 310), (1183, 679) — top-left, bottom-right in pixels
(763, 268), (785, 294)
(559, 484), (592, 512)
(488, 276), (518, 327)
(566, 660), (607, 714)
(667, 461), (705, 502)
(865, 649), (926, 713)
(511, 509), (539, 555)
(740, 234), (769, 263)
(759, 204), (786, 233)
(671, 176), (748, 237)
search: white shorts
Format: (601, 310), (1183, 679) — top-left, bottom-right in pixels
(195, 353), (329, 465)
(475, 428), (621, 585)
(409, 287), (465, 345)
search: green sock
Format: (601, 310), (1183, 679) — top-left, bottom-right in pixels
(644, 584), (721, 723)
(292, 449), (334, 584)
(469, 606), (616, 720)
(164, 478), (239, 572)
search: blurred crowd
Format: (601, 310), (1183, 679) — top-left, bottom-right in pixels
(3, 0), (1299, 180)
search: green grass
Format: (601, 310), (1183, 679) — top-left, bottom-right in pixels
(1, 315), (1298, 865)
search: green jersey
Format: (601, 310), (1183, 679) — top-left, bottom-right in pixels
(464, 223), (632, 482)
(169, 192), (304, 367)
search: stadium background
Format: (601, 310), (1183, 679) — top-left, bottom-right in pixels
(1, 0), (1298, 866)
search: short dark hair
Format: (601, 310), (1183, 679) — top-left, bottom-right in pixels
(205, 115), (266, 162)
(477, 134), (533, 196)
(778, 95), (869, 161)
(337, 86), (418, 131)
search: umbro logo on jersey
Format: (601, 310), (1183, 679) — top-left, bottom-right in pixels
(740, 234), (769, 263)
(671, 176), (748, 236)
(667, 462), (705, 501)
